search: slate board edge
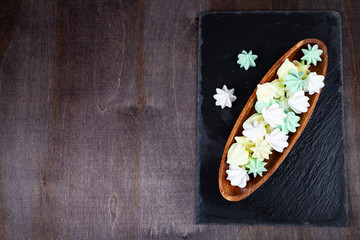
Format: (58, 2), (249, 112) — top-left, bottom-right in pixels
(198, 10), (342, 17)
(195, 11), (205, 224)
(195, 11), (349, 226)
(337, 14), (350, 227)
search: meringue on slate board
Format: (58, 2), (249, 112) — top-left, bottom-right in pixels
(219, 40), (327, 202)
(213, 85), (237, 109)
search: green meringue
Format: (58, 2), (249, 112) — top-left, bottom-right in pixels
(237, 50), (258, 70)
(301, 44), (323, 66)
(281, 111), (300, 134)
(245, 157), (267, 177)
(284, 69), (305, 94)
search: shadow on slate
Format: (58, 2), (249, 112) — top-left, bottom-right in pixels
(196, 11), (348, 226)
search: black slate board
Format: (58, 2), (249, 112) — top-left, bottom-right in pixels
(196, 11), (348, 226)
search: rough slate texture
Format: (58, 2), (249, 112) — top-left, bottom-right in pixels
(197, 11), (348, 226)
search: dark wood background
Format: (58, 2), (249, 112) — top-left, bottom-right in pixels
(0, 0), (358, 239)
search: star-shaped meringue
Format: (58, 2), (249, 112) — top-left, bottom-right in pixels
(281, 111), (300, 134)
(304, 72), (325, 95)
(245, 158), (267, 177)
(226, 165), (250, 188)
(256, 83), (277, 103)
(237, 50), (258, 70)
(265, 128), (289, 152)
(262, 103), (287, 128)
(301, 44), (323, 66)
(227, 143), (250, 166)
(284, 69), (305, 94)
(250, 140), (272, 161)
(242, 119), (267, 142)
(288, 91), (309, 114)
(234, 136), (254, 151)
(213, 85), (237, 109)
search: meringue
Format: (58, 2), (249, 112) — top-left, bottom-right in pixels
(304, 72), (325, 95)
(227, 143), (250, 166)
(293, 60), (310, 76)
(288, 91), (310, 114)
(213, 85), (237, 109)
(250, 140), (272, 161)
(242, 119), (267, 142)
(234, 136), (254, 151)
(271, 79), (285, 98)
(301, 44), (323, 66)
(245, 158), (267, 177)
(226, 165), (250, 188)
(282, 111), (300, 134)
(265, 128), (289, 152)
(255, 99), (277, 114)
(256, 83), (277, 103)
(262, 103), (287, 128)
(277, 58), (298, 80)
(244, 113), (264, 125)
(284, 70), (305, 94)
(237, 50), (258, 70)
(276, 96), (290, 113)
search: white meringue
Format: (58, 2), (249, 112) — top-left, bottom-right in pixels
(227, 143), (250, 166)
(304, 72), (325, 95)
(226, 164), (250, 188)
(213, 85), (237, 109)
(242, 119), (266, 142)
(262, 103), (287, 128)
(265, 128), (289, 152)
(288, 91), (310, 114)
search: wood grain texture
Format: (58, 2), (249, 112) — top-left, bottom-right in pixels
(0, 0), (359, 239)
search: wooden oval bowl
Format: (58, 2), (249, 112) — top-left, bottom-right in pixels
(219, 39), (328, 201)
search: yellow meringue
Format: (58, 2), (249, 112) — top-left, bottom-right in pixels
(227, 143), (250, 166)
(256, 83), (277, 103)
(277, 58), (298, 81)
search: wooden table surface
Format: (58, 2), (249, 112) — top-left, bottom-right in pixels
(0, 1), (359, 239)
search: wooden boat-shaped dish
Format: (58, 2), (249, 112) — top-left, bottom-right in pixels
(219, 39), (328, 201)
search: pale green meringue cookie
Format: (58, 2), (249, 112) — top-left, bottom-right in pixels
(284, 69), (305, 94)
(301, 44), (323, 66)
(281, 111), (300, 134)
(245, 157), (267, 177)
(237, 50), (258, 70)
